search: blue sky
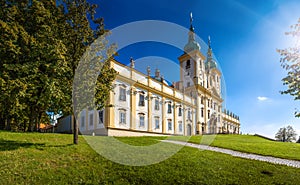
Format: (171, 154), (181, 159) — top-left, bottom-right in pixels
(92, 0), (300, 138)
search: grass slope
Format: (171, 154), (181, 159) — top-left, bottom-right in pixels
(1, 131), (300, 185)
(188, 135), (300, 161)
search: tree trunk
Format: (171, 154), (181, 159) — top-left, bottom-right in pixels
(5, 118), (11, 130)
(73, 114), (78, 144)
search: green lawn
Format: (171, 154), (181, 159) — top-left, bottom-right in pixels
(187, 134), (300, 161)
(1, 131), (300, 185)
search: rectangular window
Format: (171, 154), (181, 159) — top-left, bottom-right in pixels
(186, 60), (191, 69)
(201, 97), (204, 104)
(139, 94), (145, 106)
(98, 111), (103, 124)
(119, 87), (126, 101)
(139, 115), (145, 127)
(89, 114), (93, 126)
(81, 116), (85, 128)
(208, 110), (210, 119)
(120, 111), (126, 124)
(201, 108), (204, 118)
(188, 110), (191, 120)
(168, 119), (172, 131)
(155, 117), (160, 129)
(179, 121), (183, 132)
(154, 99), (159, 110)
(178, 107), (182, 116)
(167, 103), (172, 114)
(208, 100), (210, 107)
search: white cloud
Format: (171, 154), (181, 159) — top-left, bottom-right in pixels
(257, 96), (268, 101)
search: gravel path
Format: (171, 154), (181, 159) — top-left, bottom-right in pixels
(161, 140), (300, 168)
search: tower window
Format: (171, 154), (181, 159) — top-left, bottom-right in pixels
(186, 60), (191, 69)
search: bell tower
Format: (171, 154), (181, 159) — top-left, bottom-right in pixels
(178, 12), (206, 90)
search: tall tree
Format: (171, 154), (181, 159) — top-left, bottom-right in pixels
(60, 0), (116, 144)
(275, 125), (297, 142)
(277, 18), (300, 117)
(0, 0), (116, 142)
(0, 0), (69, 131)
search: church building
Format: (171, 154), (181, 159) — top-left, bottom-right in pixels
(57, 17), (240, 136)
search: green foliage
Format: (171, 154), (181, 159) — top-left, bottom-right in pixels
(277, 18), (300, 117)
(0, 0), (116, 133)
(275, 125), (297, 142)
(1, 132), (300, 184)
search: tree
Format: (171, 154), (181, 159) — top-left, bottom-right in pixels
(277, 18), (300, 117)
(275, 125), (297, 142)
(59, 0), (116, 144)
(0, 0), (116, 144)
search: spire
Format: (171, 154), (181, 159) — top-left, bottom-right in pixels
(184, 12), (200, 53)
(206, 36), (217, 69)
(207, 36), (213, 58)
(189, 12), (194, 32)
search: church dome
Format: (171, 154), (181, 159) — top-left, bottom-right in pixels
(184, 40), (201, 53)
(205, 36), (218, 70)
(205, 59), (217, 69)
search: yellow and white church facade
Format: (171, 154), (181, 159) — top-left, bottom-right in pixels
(57, 20), (240, 136)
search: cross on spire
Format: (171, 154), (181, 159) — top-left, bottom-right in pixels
(208, 35), (211, 49)
(189, 12), (194, 32)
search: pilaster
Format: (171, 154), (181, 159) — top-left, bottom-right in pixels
(147, 91), (152, 132)
(130, 86), (136, 130)
(162, 97), (166, 133)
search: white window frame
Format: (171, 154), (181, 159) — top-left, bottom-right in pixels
(119, 87), (126, 101)
(119, 110), (126, 124)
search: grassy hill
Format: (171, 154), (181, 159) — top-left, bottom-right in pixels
(1, 131), (300, 184)
(187, 134), (300, 161)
